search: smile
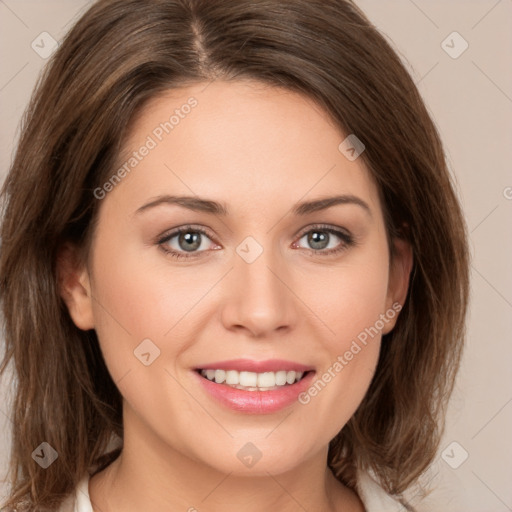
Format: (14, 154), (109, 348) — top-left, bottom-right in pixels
(193, 359), (316, 414)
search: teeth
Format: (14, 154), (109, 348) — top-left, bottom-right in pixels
(240, 371), (257, 387)
(200, 369), (307, 390)
(225, 370), (238, 385)
(275, 370), (287, 386)
(214, 369), (226, 384)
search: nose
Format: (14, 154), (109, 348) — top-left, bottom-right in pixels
(220, 243), (297, 338)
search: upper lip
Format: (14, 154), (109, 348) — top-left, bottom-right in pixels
(195, 359), (315, 373)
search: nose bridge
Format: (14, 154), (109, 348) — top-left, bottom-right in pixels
(222, 235), (295, 335)
(237, 236), (287, 306)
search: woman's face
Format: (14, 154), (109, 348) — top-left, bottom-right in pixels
(63, 79), (411, 476)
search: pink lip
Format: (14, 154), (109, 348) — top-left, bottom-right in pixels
(193, 368), (316, 415)
(194, 358), (314, 373)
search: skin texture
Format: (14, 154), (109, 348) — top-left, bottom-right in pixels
(59, 80), (412, 512)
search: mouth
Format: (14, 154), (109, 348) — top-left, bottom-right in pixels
(195, 368), (313, 392)
(192, 360), (316, 414)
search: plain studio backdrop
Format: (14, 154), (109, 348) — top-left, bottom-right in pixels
(0, 1), (511, 511)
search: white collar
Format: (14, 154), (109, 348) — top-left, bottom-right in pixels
(355, 469), (410, 511)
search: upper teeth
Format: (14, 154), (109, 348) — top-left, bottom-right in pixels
(200, 369), (305, 389)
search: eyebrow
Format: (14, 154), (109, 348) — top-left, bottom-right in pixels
(134, 194), (372, 217)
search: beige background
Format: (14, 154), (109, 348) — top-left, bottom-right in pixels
(0, 1), (511, 510)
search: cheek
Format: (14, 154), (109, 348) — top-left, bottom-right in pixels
(90, 220), (202, 333)
(296, 246), (390, 427)
(306, 247), (390, 348)
(87, 231), (181, 380)
(88, 241), (203, 435)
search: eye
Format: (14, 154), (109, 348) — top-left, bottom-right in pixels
(157, 225), (218, 260)
(157, 223), (355, 261)
(293, 224), (355, 256)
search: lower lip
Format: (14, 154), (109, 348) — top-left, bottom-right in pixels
(193, 370), (316, 414)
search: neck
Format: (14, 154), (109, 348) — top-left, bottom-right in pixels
(89, 408), (364, 512)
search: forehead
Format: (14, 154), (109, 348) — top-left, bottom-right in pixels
(108, 79), (381, 216)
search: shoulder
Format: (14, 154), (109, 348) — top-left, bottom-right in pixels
(56, 473), (93, 512)
(355, 469), (412, 512)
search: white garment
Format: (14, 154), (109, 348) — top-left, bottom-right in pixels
(355, 471), (410, 511)
(58, 470), (408, 511)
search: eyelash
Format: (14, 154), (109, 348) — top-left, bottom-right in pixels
(157, 224), (355, 261)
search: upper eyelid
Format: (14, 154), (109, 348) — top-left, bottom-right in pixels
(296, 224), (351, 238)
(158, 224), (216, 243)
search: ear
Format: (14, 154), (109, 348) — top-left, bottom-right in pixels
(56, 242), (95, 331)
(382, 236), (413, 335)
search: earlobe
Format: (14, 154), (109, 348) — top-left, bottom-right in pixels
(56, 243), (95, 331)
(383, 237), (413, 335)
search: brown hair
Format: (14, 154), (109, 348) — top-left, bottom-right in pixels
(0, 0), (469, 510)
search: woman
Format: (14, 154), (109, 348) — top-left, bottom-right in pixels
(0, 0), (469, 511)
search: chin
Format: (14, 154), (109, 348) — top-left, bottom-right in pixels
(191, 438), (316, 477)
